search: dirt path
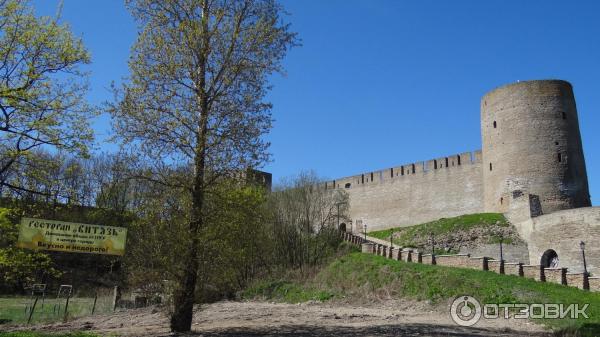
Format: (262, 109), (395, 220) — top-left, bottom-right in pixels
(7, 299), (552, 336)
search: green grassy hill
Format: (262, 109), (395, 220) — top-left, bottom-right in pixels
(368, 213), (522, 253)
(244, 251), (600, 336)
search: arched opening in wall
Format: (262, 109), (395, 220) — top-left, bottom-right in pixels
(345, 183), (351, 189)
(361, 174), (364, 184)
(401, 166), (404, 176)
(457, 155), (461, 165)
(493, 121), (497, 128)
(540, 249), (559, 268)
(390, 168), (394, 178)
(339, 223), (347, 232)
(445, 157), (449, 167)
(434, 160), (438, 169)
(412, 164), (416, 173)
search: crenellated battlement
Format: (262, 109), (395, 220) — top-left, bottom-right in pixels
(326, 150), (482, 190)
(328, 80), (594, 275)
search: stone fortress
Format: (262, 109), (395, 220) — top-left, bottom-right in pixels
(328, 80), (600, 276)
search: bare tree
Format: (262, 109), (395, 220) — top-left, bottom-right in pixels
(268, 171), (349, 271)
(110, 0), (297, 331)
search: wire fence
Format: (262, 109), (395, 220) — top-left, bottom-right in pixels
(0, 287), (116, 325)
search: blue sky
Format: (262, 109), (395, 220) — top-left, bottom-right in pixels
(33, 0), (600, 205)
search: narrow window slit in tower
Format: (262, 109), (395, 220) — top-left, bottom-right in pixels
(434, 160), (438, 169)
(489, 163), (493, 171)
(445, 157), (449, 167)
(500, 197), (503, 205)
(361, 174), (364, 184)
(558, 153), (562, 163)
(390, 168), (394, 178)
(412, 164), (416, 174)
(562, 112), (567, 120)
(493, 121), (497, 128)
(371, 172), (374, 182)
(401, 166), (404, 176)
(457, 155), (461, 165)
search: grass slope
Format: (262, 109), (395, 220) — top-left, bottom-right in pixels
(245, 252), (600, 336)
(368, 213), (513, 250)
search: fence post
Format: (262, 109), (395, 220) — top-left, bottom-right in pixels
(112, 285), (121, 311)
(91, 290), (98, 315)
(63, 291), (71, 322)
(27, 296), (39, 324)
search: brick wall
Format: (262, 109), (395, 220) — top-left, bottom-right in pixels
(544, 268), (567, 285)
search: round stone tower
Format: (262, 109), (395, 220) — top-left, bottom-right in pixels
(481, 80), (591, 215)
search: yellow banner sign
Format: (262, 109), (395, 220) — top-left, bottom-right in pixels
(17, 218), (127, 256)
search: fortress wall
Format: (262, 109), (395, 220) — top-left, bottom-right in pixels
(332, 151), (484, 232)
(515, 207), (600, 274)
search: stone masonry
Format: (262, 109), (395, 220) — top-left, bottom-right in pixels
(332, 80), (599, 276)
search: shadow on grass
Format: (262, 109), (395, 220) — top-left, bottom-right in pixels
(179, 323), (553, 337)
(554, 323), (600, 337)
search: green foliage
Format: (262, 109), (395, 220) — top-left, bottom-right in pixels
(122, 179), (274, 302)
(0, 208), (60, 292)
(200, 184), (271, 297)
(0, 0), (98, 195)
(369, 213), (510, 248)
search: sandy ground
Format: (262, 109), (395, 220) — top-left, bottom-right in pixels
(4, 299), (553, 337)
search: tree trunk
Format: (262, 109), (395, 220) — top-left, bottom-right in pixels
(170, 2), (210, 331)
(169, 227), (200, 331)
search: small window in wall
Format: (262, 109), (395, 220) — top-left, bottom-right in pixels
(558, 153), (562, 163)
(555, 141), (559, 145)
(370, 172), (374, 181)
(333, 180), (336, 188)
(457, 155), (461, 165)
(489, 163), (493, 171)
(390, 168), (394, 178)
(361, 174), (364, 184)
(445, 157), (449, 167)
(345, 183), (351, 189)
(493, 121), (497, 128)
(412, 164), (416, 174)
(500, 197), (504, 205)
(401, 166), (405, 176)
(433, 160), (438, 169)
(562, 112), (567, 120)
